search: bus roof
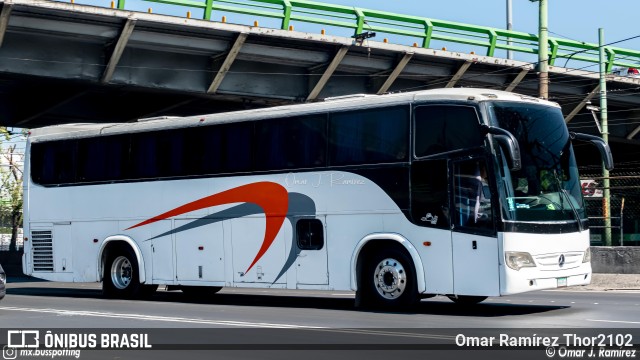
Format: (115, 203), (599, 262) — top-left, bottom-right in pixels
(29, 88), (560, 142)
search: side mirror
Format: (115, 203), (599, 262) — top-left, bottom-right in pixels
(569, 132), (614, 171)
(483, 125), (522, 171)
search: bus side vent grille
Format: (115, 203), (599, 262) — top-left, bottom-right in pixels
(31, 230), (54, 272)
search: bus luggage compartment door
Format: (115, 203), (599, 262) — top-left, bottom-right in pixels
(175, 220), (225, 283)
(231, 217), (286, 284)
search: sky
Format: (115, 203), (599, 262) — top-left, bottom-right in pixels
(326, 0), (640, 51)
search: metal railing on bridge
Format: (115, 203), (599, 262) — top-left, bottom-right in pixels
(82, 0), (640, 69)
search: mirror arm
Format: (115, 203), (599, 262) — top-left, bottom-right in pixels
(483, 125), (522, 171)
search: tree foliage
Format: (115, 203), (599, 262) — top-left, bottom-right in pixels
(0, 127), (26, 252)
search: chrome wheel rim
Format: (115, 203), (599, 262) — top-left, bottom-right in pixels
(111, 256), (132, 290)
(373, 258), (406, 299)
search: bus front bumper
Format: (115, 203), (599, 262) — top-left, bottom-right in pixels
(500, 262), (591, 296)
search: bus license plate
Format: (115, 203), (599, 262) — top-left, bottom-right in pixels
(557, 277), (567, 287)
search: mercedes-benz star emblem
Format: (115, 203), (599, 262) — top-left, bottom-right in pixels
(558, 254), (565, 267)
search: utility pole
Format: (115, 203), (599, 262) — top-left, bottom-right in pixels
(507, 0), (513, 59)
(538, 0), (548, 99)
(599, 28), (612, 246)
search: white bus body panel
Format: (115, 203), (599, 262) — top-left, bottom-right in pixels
(23, 168), (591, 297)
(452, 233), (500, 296)
(25, 171), (439, 291)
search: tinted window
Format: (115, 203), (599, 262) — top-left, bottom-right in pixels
(225, 122), (253, 173)
(182, 123), (253, 176)
(414, 105), (484, 157)
(411, 159), (449, 229)
(77, 135), (129, 183)
(296, 219), (324, 250)
(255, 115), (327, 171)
(182, 126), (223, 176)
(130, 131), (184, 179)
(453, 159), (494, 233)
(329, 106), (409, 166)
(31, 140), (77, 185)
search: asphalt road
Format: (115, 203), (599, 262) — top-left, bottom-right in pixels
(1, 279), (639, 360)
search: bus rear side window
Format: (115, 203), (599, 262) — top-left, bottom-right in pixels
(31, 140), (77, 185)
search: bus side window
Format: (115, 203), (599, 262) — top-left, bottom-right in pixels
(296, 219), (324, 250)
(414, 105), (483, 158)
(453, 159), (494, 232)
(255, 115), (327, 171)
(329, 106), (408, 166)
(411, 159), (449, 229)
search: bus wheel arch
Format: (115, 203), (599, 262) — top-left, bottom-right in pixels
(99, 236), (152, 298)
(351, 235), (426, 308)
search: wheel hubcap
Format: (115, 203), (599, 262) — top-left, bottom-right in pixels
(374, 258), (407, 299)
(111, 256), (132, 290)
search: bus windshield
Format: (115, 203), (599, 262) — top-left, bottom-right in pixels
(489, 101), (586, 223)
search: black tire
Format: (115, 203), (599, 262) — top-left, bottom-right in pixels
(447, 295), (487, 305)
(103, 245), (142, 299)
(181, 286), (222, 298)
(357, 247), (418, 309)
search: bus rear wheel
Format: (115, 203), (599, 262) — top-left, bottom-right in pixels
(359, 247), (417, 309)
(103, 246), (147, 299)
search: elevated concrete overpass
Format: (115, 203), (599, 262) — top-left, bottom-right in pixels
(1, 0), (640, 164)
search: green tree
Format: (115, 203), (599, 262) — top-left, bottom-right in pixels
(0, 127), (25, 252)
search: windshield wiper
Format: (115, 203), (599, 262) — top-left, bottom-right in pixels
(551, 171), (584, 232)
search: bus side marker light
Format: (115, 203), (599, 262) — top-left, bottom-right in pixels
(93, 239), (98, 243)
(198, 246), (204, 251)
(24, 237), (28, 242)
(423, 241), (431, 246)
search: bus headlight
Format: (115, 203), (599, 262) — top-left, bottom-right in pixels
(583, 247), (591, 263)
(0, 272), (5, 284)
(505, 252), (536, 271)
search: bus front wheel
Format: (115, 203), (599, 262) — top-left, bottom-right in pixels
(103, 246), (147, 299)
(359, 247), (417, 309)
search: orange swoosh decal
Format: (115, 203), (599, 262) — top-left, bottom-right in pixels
(126, 181), (289, 274)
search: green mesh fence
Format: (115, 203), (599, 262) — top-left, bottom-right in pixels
(580, 170), (640, 246)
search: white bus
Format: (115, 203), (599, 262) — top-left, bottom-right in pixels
(22, 88), (613, 307)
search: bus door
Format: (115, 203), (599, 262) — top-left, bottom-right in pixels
(450, 158), (500, 296)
